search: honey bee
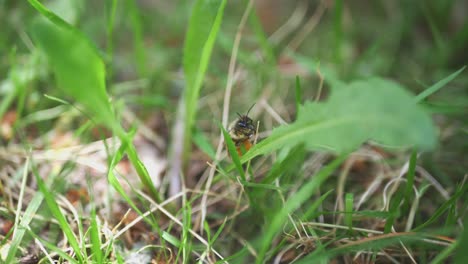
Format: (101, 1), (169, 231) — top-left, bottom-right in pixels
(227, 104), (257, 156)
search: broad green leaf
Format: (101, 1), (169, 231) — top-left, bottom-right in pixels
(30, 14), (120, 134)
(242, 78), (436, 161)
(29, 1), (161, 201)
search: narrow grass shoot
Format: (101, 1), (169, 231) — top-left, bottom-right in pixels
(5, 159), (44, 263)
(414, 66), (466, 103)
(182, 0), (227, 164)
(344, 193), (354, 233)
(219, 122), (246, 181)
(403, 150), (418, 211)
(295, 76), (302, 116)
(88, 196), (103, 263)
(413, 180), (467, 232)
(32, 163), (85, 262)
(256, 154), (348, 263)
(26, 230), (78, 263)
(181, 203), (193, 263)
(125, 0), (146, 76)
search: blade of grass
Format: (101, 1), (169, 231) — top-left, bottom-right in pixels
(247, 7), (275, 65)
(384, 186), (405, 234)
(193, 128), (217, 159)
(0, 50), (19, 120)
(182, 203), (193, 263)
(88, 196), (103, 263)
(182, 0), (227, 164)
(210, 218), (227, 246)
(105, 0), (118, 78)
(125, 142), (162, 202)
(345, 193), (354, 233)
(125, 0), (146, 76)
(219, 122), (246, 181)
(454, 216), (468, 264)
(414, 66), (466, 103)
(295, 76), (302, 116)
(5, 158), (42, 263)
(403, 150), (417, 211)
(32, 162), (85, 262)
(297, 232), (425, 263)
(301, 189), (334, 221)
(26, 230), (78, 263)
(261, 145), (306, 184)
(203, 220), (212, 244)
(413, 180), (467, 232)
(333, 0), (343, 65)
(255, 154), (348, 263)
(431, 237), (459, 264)
(107, 135), (142, 212)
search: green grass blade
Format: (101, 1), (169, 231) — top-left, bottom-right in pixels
(89, 201), (103, 263)
(5, 160), (44, 263)
(211, 218), (227, 246)
(384, 185), (405, 233)
(182, 204), (193, 263)
(414, 66), (466, 103)
(182, 0), (227, 162)
(261, 145), (306, 184)
(295, 76), (302, 117)
(255, 154), (347, 263)
(203, 220), (211, 243)
(454, 217), (468, 264)
(413, 181), (467, 232)
(125, 0), (146, 76)
(301, 189), (334, 221)
(26, 230), (78, 263)
(193, 128), (217, 159)
(105, 0), (118, 78)
(297, 232), (426, 263)
(32, 163), (85, 262)
(125, 142), (162, 202)
(431, 238), (459, 264)
(219, 122), (246, 180)
(403, 150), (418, 211)
(163, 231), (181, 248)
(107, 138), (142, 212)
(333, 0), (343, 64)
(345, 193), (354, 232)
(247, 8), (275, 65)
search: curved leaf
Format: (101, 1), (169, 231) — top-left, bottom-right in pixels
(242, 78), (436, 162)
(30, 15), (119, 133)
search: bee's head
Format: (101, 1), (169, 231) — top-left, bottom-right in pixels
(228, 104), (257, 140)
(234, 103), (256, 137)
(235, 113), (255, 135)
